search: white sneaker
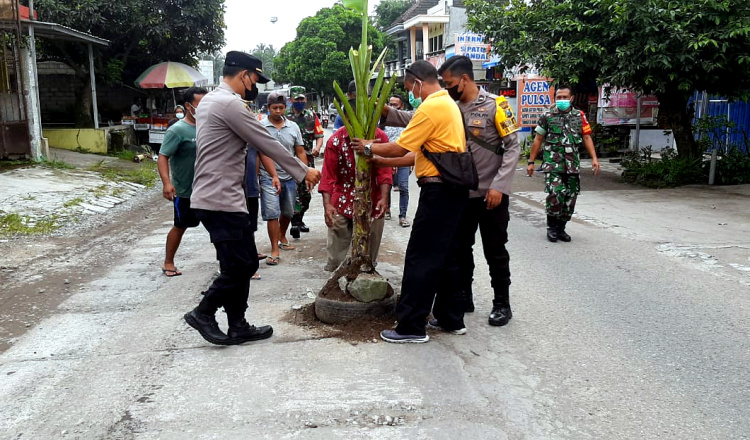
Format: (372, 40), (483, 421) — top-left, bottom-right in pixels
(428, 319), (467, 335)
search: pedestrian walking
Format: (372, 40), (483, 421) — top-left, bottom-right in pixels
(382, 94), (412, 227)
(258, 91), (307, 265)
(157, 87), (208, 277)
(319, 120), (392, 272)
(438, 55), (521, 326)
(527, 85), (600, 242)
(287, 86), (324, 237)
(352, 60), (469, 344)
(184, 51), (321, 346)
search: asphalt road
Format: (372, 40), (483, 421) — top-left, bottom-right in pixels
(0, 161), (748, 439)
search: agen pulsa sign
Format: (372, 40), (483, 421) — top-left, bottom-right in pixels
(518, 77), (555, 127)
(455, 33), (490, 61)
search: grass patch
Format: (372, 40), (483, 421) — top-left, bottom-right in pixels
(88, 160), (158, 187)
(40, 157), (76, 170)
(0, 212), (60, 237)
(0, 159), (34, 171)
(112, 149), (136, 161)
(63, 197), (84, 208)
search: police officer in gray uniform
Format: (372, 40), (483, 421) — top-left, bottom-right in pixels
(378, 56), (521, 328)
(438, 56), (521, 327)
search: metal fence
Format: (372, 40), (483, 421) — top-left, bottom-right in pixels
(691, 91), (750, 153)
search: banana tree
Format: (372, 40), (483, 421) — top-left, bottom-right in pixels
(333, 0), (396, 271)
(317, 0), (396, 304)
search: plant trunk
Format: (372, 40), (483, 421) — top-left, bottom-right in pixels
(351, 153), (373, 272)
(657, 92), (699, 158)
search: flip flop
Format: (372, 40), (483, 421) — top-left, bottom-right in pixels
(266, 256), (280, 266)
(162, 267), (182, 277)
(279, 241), (295, 251)
(257, 253), (268, 260)
(251, 273), (262, 280)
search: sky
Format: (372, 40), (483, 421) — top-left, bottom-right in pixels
(222, 0), (381, 54)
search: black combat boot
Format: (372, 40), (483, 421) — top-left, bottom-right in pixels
(227, 318), (274, 344)
(184, 309), (235, 346)
(557, 220), (571, 242)
(546, 216), (559, 242)
(488, 305), (512, 327)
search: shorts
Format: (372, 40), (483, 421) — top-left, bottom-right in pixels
(259, 176), (297, 221)
(173, 196), (200, 229)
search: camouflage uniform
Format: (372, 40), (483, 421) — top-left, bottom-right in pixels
(287, 94), (324, 228)
(535, 107), (592, 222)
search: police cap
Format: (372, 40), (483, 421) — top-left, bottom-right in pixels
(224, 51), (270, 84)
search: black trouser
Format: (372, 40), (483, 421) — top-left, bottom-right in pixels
(396, 183), (468, 336)
(194, 210), (259, 326)
(456, 195), (511, 309)
(292, 153), (314, 226)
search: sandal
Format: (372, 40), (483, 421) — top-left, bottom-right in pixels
(251, 272), (262, 280)
(266, 256), (280, 266)
(161, 267), (182, 277)
(279, 241), (296, 251)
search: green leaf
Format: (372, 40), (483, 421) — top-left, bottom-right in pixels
(342, 0), (368, 14)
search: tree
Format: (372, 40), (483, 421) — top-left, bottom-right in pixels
(273, 5), (384, 96)
(32, 0), (225, 126)
(465, 0), (750, 158)
(373, 0), (413, 31)
(250, 43), (278, 81)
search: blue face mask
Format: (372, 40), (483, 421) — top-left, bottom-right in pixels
(556, 99), (571, 111)
(408, 80), (423, 109)
(292, 102), (306, 112)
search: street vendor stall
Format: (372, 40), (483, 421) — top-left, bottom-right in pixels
(131, 61), (208, 146)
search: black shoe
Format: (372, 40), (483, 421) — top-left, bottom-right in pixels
(184, 309), (235, 345)
(298, 223), (310, 233)
(290, 226), (301, 239)
(488, 306), (512, 327)
(557, 222), (571, 242)
(227, 320), (274, 343)
(546, 216), (559, 242)
(465, 303), (475, 313)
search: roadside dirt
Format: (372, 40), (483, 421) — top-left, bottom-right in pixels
(0, 189), (169, 353)
(286, 303), (397, 343)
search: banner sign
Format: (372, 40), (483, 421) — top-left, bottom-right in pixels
(518, 78), (555, 127)
(455, 33), (490, 61)
(598, 86), (659, 126)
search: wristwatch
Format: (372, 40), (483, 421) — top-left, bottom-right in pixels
(363, 143), (373, 157)
(528, 160), (535, 166)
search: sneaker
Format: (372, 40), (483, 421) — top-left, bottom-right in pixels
(427, 318), (467, 335)
(380, 329), (429, 344)
(184, 309), (235, 346)
(384, 211), (391, 220)
(227, 320), (274, 343)
(398, 217), (410, 228)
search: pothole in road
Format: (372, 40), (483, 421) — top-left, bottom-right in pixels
(285, 303), (396, 344)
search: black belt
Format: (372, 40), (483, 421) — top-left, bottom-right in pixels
(417, 176), (443, 186)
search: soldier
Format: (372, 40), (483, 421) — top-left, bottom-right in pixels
(438, 56), (521, 327)
(527, 85), (600, 242)
(287, 86), (324, 237)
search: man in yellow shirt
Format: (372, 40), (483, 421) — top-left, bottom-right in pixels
(352, 60), (469, 343)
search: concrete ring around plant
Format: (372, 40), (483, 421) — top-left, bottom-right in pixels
(314, 294), (397, 325)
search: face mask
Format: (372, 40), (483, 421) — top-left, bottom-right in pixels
(292, 102), (306, 112)
(556, 99), (571, 111)
(446, 78), (464, 101)
(408, 79), (423, 109)
(175, 113), (185, 119)
(186, 103), (196, 118)
(245, 83), (258, 101)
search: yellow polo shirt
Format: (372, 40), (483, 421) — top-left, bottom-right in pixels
(396, 90), (466, 178)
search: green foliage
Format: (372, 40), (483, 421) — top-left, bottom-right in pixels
(250, 44), (278, 81)
(40, 157), (76, 169)
(273, 5), (385, 95)
(88, 161), (158, 187)
(0, 212), (59, 237)
(62, 197), (84, 208)
(709, 148), (750, 185)
(621, 148), (705, 188)
(465, 0), (750, 158)
(373, 0), (413, 31)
